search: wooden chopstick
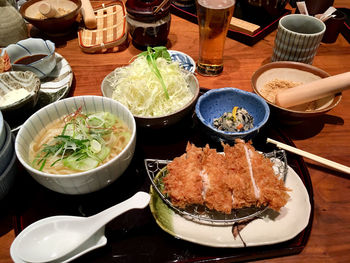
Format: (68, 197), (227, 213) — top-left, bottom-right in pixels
(266, 138), (350, 175)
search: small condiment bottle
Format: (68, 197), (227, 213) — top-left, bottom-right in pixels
(125, 0), (171, 50)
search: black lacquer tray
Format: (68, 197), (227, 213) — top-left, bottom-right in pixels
(11, 89), (314, 262)
(170, 3), (291, 46)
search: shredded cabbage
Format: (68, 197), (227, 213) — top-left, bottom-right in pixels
(108, 56), (194, 117)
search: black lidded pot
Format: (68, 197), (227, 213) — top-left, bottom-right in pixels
(126, 0), (171, 50)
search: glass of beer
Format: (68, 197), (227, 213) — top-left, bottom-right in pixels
(196, 0), (235, 76)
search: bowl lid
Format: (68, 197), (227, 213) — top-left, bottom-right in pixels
(126, 0), (170, 17)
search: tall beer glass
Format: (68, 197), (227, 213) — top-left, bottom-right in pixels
(196, 0), (235, 76)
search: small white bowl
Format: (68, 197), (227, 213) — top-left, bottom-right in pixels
(0, 71), (41, 116)
(15, 96), (136, 195)
(5, 38), (56, 79)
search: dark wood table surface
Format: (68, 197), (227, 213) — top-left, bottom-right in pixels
(1, 1), (350, 262)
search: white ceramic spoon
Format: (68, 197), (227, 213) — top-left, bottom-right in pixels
(12, 191), (150, 263)
(11, 226), (107, 263)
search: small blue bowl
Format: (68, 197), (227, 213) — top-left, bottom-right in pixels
(195, 88), (270, 142)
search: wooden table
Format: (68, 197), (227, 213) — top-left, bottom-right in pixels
(1, 1), (350, 262)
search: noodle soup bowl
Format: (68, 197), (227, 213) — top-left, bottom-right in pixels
(15, 96), (136, 195)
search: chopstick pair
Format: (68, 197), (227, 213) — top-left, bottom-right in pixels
(266, 138), (350, 175)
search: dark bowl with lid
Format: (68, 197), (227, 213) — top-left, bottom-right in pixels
(126, 0), (171, 49)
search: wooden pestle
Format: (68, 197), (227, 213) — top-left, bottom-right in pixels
(81, 0), (97, 29)
(39, 2), (57, 18)
(275, 72), (350, 108)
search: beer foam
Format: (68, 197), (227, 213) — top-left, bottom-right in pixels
(197, 0), (235, 9)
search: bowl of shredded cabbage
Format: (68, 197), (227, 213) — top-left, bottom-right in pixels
(101, 47), (200, 128)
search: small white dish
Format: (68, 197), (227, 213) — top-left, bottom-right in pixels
(150, 164), (311, 247)
(0, 71), (41, 115)
(168, 50), (196, 73)
(9, 52), (73, 132)
(5, 38), (56, 79)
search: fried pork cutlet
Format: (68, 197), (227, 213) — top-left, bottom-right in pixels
(163, 140), (290, 214)
(164, 143), (204, 208)
(202, 145), (232, 214)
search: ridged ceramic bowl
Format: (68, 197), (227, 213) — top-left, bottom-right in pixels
(195, 88), (270, 142)
(251, 61), (342, 124)
(0, 71), (41, 117)
(15, 96), (137, 195)
(5, 38), (56, 79)
(19, 0), (82, 36)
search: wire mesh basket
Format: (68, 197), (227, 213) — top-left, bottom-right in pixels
(145, 149), (288, 225)
(78, 1), (127, 53)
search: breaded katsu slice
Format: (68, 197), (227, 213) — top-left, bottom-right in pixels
(243, 141), (290, 211)
(223, 142), (259, 209)
(201, 145), (233, 214)
(163, 143), (204, 208)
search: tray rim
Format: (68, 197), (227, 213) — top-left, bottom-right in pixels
(11, 89), (315, 262)
(170, 3), (291, 46)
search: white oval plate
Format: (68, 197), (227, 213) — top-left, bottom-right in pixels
(150, 165), (311, 247)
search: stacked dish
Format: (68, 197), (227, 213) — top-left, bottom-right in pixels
(0, 111), (17, 200)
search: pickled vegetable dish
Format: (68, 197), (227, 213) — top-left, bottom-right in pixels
(213, 107), (254, 132)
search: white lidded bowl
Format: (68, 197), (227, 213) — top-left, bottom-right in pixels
(15, 96), (136, 195)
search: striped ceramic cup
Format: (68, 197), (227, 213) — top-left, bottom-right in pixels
(271, 14), (326, 64)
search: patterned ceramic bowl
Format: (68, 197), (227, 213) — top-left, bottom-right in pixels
(195, 87), (270, 142)
(0, 71), (41, 117)
(15, 96), (136, 195)
(168, 50), (196, 73)
(5, 38), (56, 79)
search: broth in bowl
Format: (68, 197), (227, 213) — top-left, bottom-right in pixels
(30, 107), (131, 174)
